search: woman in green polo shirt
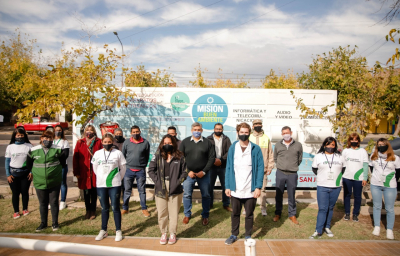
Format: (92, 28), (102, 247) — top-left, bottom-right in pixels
(27, 130), (66, 232)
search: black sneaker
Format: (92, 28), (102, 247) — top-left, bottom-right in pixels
(344, 214), (350, 221)
(36, 222), (48, 232)
(52, 223), (59, 231)
(353, 215), (359, 222)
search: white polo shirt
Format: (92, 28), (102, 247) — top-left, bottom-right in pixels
(312, 153), (345, 188)
(231, 142), (253, 199)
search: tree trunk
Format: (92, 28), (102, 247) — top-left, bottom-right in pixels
(393, 115), (400, 137)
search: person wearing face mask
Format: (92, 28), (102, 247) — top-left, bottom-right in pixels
(310, 137), (345, 239)
(26, 130), (66, 232)
(148, 134), (188, 245)
(167, 126), (181, 148)
(5, 127), (33, 219)
(341, 133), (369, 222)
(113, 128), (125, 151)
(91, 133), (126, 242)
(207, 123), (232, 211)
(179, 122), (215, 226)
(121, 125), (151, 217)
(249, 119), (274, 216)
(369, 138), (400, 240)
(73, 125), (103, 220)
(54, 125), (70, 210)
(273, 126), (303, 224)
(224, 123), (264, 245)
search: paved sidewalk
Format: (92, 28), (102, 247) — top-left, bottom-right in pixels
(1, 233), (400, 256)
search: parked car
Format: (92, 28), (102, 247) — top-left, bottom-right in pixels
(15, 117), (69, 134)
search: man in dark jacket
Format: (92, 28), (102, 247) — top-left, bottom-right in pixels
(207, 123), (232, 212)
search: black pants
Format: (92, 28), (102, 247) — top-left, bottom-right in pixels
(36, 185), (61, 225)
(9, 173), (31, 213)
(84, 187), (97, 212)
(231, 196), (257, 237)
(275, 170), (298, 217)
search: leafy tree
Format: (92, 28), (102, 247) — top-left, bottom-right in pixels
(262, 69), (299, 89)
(0, 31), (43, 112)
(189, 64), (249, 88)
(124, 65), (174, 87)
(292, 46), (400, 143)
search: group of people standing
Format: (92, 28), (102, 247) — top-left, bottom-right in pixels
(5, 120), (399, 244)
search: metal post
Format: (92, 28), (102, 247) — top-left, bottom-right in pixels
(113, 31), (124, 88)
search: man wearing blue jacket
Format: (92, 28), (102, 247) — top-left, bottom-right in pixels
(224, 122), (264, 245)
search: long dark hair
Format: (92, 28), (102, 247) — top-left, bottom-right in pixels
(54, 125), (66, 140)
(158, 134), (183, 160)
(10, 127), (31, 145)
(317, 136), (341, 154)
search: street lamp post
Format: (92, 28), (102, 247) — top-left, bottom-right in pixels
(113, 31), (124, 88)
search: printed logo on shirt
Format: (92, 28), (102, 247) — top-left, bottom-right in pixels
(12, 153), (26, 157)
(346, 157), (360, 162)
(323, 161), (342, 165)
(33, 156), (41, 160)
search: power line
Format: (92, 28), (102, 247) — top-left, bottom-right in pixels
(142, 0), (298, 64)
(359, 37), (385, 55)
(111, 0), (225, 44)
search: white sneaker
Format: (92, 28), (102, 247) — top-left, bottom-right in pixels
(372, 226), (380, 236)
(95, 230), (108, 241)
(242, 209), (246, 215)
(325, 228), (334, 237)
(387, 229), (394, 240)
(48, 204), (51, 210)
(115, 230), (123, 242)
(59, 201), (66, 211)
(261, 209), (267, 216)
(309, 230), (321, 239)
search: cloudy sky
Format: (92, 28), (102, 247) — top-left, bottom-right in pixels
(1, 0), (399, 87)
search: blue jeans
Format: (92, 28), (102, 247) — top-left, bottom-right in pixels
(60, 165), (68, 202)
(316, 186), (341, 234)
(123, 169), (147, 210)
(342, 178), (363, 216)
(183, 172), (211, 218)
(97, 186), (121, 231)
(209, 166), (230, 207)
(371, 184), (397, 230)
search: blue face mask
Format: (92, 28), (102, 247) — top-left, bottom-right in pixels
(192, 131), (201, 138)
(15, 137), (25, 144)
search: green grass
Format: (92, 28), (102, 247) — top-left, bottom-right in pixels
(0, 197), (399, 240)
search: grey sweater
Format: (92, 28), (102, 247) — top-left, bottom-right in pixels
(273, 139), (303, 174)
(122, 138), (150, 170)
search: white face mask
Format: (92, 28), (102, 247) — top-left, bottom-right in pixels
(283, 134), (291, 141)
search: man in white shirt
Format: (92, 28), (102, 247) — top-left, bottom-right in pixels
(224, 122), (264, 245)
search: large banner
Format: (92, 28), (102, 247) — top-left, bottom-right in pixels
(73, 88), (337, 188)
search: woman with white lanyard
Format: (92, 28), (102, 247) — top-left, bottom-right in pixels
(369, 138), (400, 240)
(342, 133), (369, 222)
(91, 133), (126, 242)
(54, 125), (70, 210)
(310, 136), (346, 239)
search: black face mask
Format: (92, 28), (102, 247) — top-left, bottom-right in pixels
(378, 145), (389, 153)
(350, 142), (359, 147)
(163, 144), (174, 153)
(214, 132), (222, 136)
(132, 134), (141, 140)
(238, 134), (250, 141)
(325, 147), (335, 154)
(15, 137), (25, 143)
(42, 140), (53, 149)
(115, 135), (124, 143)
(103, 144), (113, 151)
(55, 131), (62, 137)
(254, 126), (262, 133)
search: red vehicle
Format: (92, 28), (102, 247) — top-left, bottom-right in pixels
(15, 117), (69, 134)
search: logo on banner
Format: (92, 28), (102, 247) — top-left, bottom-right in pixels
(170, 92), (190, 112)
(192, 94), (228, 130)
